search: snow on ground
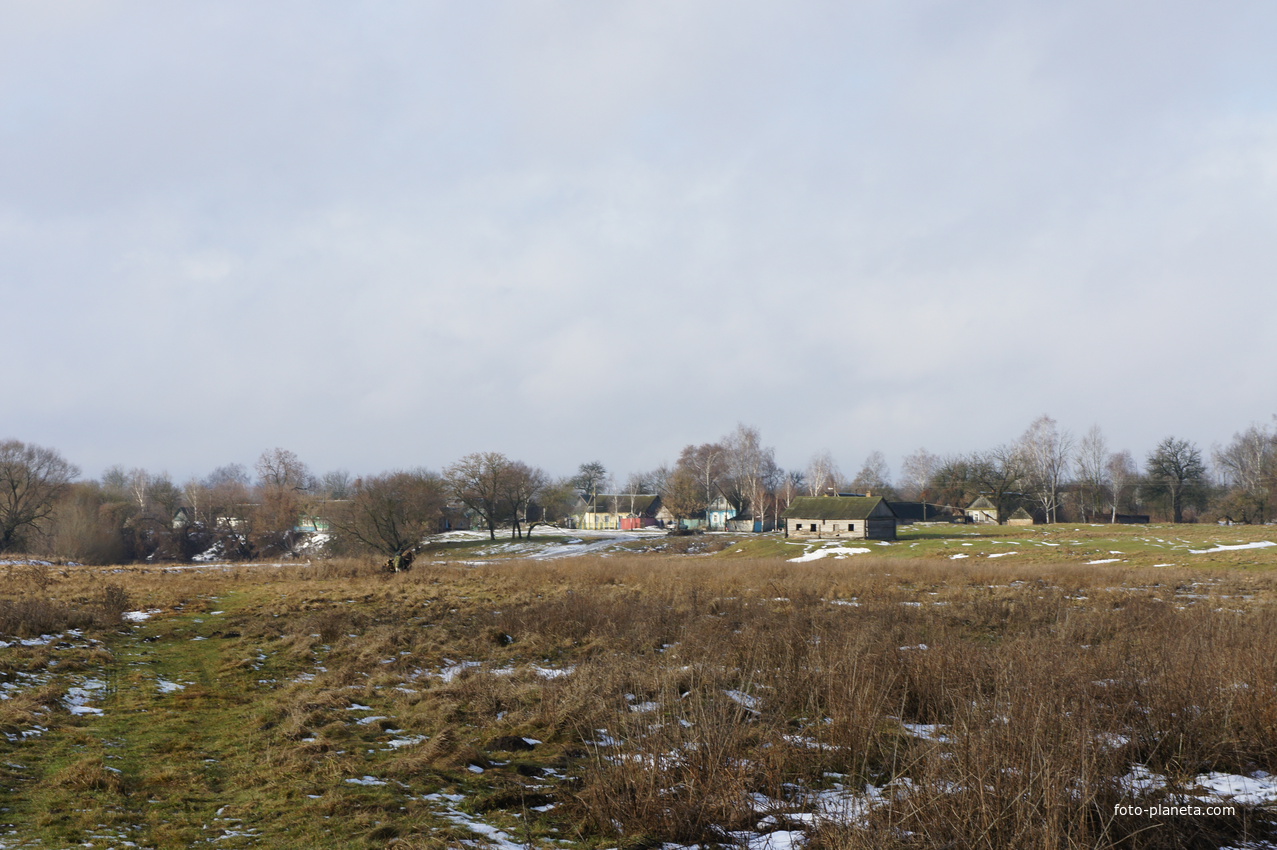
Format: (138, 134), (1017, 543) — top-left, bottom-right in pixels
(410, 660), (576, 683)
(1189, 541), (1277, 555)
(788, 546), (870, 563)
(63, 679), (107, 716)
(1120, 765), (1277, 806)
(431, 527), (672, 561)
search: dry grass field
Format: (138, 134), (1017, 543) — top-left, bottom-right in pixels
(3, 523), (1277, 849)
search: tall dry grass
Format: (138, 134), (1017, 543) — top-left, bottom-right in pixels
(8, 552), (1277, 847)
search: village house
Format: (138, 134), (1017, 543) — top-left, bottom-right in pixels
(781, 495), (898, 540)
(570, 493), (663, 530)
(655, 494), (738, 531)
(965, 496), (999, 524)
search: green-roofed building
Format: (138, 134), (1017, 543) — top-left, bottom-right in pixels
(780, 495), (898, 540)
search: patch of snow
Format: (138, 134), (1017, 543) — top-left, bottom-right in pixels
(725, 690), (760, 712)
(949, 554), (969, 560)
(900, 722), (948, 743)
(1095, 733), (1131, 750)
(743, 831), (805, 849)
(1086, 559), (1121, 564)
(64, 679), (107, 716)
(1188, 541), (1276, 554)
(344, 776), (387, 786)
(789, 546), (871, 562)
(438, 660), (483, 682)
(387, 735), (426, 748)
(156, 680), (185, 694)
(1190, 771), (1277, 806)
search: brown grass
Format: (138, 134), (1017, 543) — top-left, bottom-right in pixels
(5, 551), (1277, 848)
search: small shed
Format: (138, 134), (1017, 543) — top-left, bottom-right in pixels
(781, 496), (898, 540)
(1006, 507), (1035, 526)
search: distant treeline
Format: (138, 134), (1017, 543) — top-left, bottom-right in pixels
(2, 415), (1275, 563)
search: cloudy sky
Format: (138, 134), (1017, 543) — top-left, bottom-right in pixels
(3, 1), (1275, 484)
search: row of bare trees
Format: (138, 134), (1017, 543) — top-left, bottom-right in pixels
(610, 416), (1275, 529)
(4, 415), (1276, 563)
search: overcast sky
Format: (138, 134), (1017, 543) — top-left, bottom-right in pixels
(3, 1), (1275, 485)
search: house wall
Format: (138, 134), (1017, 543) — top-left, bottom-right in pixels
(785, 516), (897, 541)
(786, 518), (866, 539)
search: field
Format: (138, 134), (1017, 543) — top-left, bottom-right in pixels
(3, 523), (1277, 849)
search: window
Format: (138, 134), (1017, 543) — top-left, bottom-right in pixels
(810, 523), (817, 532)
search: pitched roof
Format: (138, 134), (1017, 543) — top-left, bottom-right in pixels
(887, 501), (955, 522)
(967, 496), (997, 511)
(781, 496), (895, 521)
(579, 494), (661, 515)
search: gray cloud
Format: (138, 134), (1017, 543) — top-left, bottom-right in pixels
(3, 2), (1275, 481)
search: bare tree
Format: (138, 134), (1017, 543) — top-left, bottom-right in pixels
(929, 454), (981, 512)
(721, 424), (779, 521)
(127, 467), (152, 512)
(572, 461), (609, 502)
(252, 448), (313, 555)
(255, 448), (312, 492)
(500, 461), (549, 539)
(1074, 425), (1109, 522)
(632, 464), (671, 499)
(805, 451), (841, 497)
(1017, 415), (1073, 523)
(777, 469), (805, 520)
(315, 469), (354, 501)
(0, 439), (79, 552)
(621, 471), (650, 515)
(445, 452), (513, 540)
(899, 448), (940, 502)
(661, 466), (707, 530)
(850, 450), (894, 497)
(1213, 422), (1277, 523)
(971, 445), (1026, 524)
(1145, 437), (1207, 523)
(1106, 451), (1138, 523)
(48, 482), (127, 565)
(678, 442), (727, 512)
(529, 476), (578, 533)
(328, 470), (446, 570)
